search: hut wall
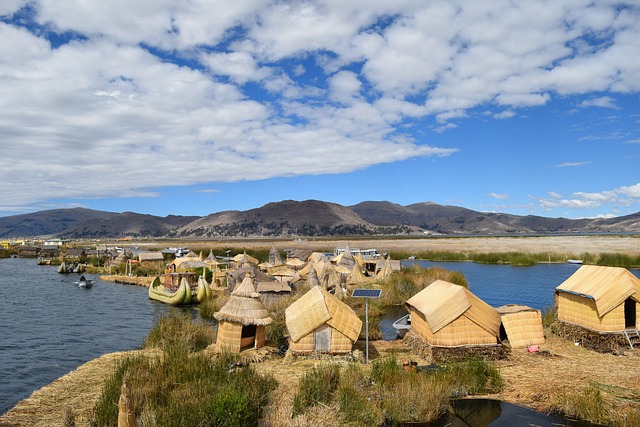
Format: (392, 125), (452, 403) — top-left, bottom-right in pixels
(408, 308), (433, 342)
(330, 329), (353, 353)
(557, 292), (625, 332)
(216, 321), (242, 353)
(289, 326), (353, 354)
(290, 332), (315, 353)
(432, 315), (497, 347)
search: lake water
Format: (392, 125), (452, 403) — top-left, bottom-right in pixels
(0, 258), (197, 414)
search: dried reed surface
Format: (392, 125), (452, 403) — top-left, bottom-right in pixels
(493, 334), (640, 414)
(0, 350), (156, 427)
(98, 275), (153, 287)
(160, 235), (640, 255)
(3, 335), (639, 426)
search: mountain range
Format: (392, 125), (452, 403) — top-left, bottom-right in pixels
(1, 200), (639, 239)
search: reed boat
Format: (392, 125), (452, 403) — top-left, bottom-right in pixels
(193, 275), (212, 303)
(148, 276), (192, 305)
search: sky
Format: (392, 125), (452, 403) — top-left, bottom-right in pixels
(1, 1), (639, 220)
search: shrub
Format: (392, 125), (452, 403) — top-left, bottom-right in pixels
(143, 313), (214, 353)
(292, 364), (341, 417)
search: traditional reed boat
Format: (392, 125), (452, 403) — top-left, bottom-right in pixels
(193, 275), (212, 303)
(148, 276), (192, 305)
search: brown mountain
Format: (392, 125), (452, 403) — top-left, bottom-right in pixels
(0, 200), (638, 238)
(175, 200), (386, 237)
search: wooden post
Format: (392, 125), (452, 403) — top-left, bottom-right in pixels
(118, 379), (136, 427)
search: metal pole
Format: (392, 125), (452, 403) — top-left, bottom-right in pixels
(365, 298), (369, 364)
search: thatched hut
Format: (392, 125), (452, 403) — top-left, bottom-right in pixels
(285, 286), (362, 354)
(405, 280), (501, 347)
(497, 304), (545, 348)
(214, 275), (272, 353)
(555, 265), (640, 332)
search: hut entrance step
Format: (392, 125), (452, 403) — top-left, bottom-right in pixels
(623, 328), (640, 349)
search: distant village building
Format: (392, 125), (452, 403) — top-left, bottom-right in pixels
(43, 238), (69, 246)
(64, 248), (86, 260)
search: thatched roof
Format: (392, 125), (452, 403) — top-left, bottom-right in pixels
(169, 257), (205, 271)
(346, 264), (369, 285)
(307, 263), (320, 288)
(497, 304), (545, 348)
(214, 276), (272, 326)
(256, 281), (291, 293)
(232, 252), (259, 265)
(269, 244), (283, 266)
(285, 286), (362, 342)
(405, 280), (500, 335)
(138, 252), (164, 262)
(286, 257), (306, 268)
(555, 265), (640, 316)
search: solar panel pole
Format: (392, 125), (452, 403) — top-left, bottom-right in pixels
(365, 297), (369, 364)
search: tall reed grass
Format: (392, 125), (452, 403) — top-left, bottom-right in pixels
(92, 316), (276, 427)
(143, 313), (214, 352)
(291, 356), (504, 425)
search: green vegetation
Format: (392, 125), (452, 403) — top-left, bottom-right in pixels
(291, 355), (503, 425)
(292, 364), (341, 417)
(389, 249), (640, 268)
(142, 313), (214, 353)
(541, 305), (557, 329)
(92, 315), (276, 427)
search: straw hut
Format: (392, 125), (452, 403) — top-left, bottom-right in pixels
(214, 275), (272, 353)
(285, 286), (362, 354)
(268, 244), (283, 266)
(232, 252), (259, 266)
(346, 264), (369, 285)
(167, 256), (205, 273)
(405, 280), (501, 347)
(555, 265), (640, 332)
(497, 304), (545, 348)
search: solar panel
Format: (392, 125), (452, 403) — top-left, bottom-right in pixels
(352, 289), (382, 298)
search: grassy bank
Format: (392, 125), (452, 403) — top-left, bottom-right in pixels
(389, 249), (640, 267)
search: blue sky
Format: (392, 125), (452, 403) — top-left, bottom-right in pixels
(1, 1), (638, 220)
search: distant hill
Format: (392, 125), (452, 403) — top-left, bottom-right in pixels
(0, 201), (638, 238)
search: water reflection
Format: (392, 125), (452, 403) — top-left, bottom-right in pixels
(400, 399), (601, 427)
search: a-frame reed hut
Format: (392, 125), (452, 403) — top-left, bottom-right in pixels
(497, 304), (545, 348)
(405, 280), (501, 347)
(285, 286), (362, 354)
(214, 275), (272, 353)
(555, 265), (640, 332)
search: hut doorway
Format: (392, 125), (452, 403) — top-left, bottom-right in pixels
(624, 298), (636, 329)
(314, 323), (332, 352)
(241, 325), (257, 350)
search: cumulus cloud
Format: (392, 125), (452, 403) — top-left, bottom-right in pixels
(578, 96), (619, 109)
(0, 1), (639, 213)
(537, 183), (640, 212)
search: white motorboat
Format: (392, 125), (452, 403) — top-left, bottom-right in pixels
(392, 313), (411, 338)
(75, 275), (93, 288)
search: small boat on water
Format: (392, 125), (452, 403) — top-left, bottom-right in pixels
(392, 313), (411, 338)
(75, 275), (93, 288)
(568, 259), (583, 264)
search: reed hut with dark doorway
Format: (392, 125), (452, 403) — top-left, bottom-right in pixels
(285, 285), (362, 354)
(555, 265), (640, 333)
(497, 304), (545, 348)
(404, 280), (501, 353)
(214, 275), (272, 353)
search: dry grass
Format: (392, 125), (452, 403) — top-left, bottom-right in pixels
(4, 334), (640, 426)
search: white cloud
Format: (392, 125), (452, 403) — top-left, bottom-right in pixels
(1, 1), (639, 213)
(578, 96), (619, 109)
(487, 193), (510, 200)
(537, 183), (640, 212)
(554, 161), (592, 167)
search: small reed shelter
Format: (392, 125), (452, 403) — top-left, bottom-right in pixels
(405, 280), (501, 348)
(214, 275), (272, 353)
(285, 285), (362, 354)
(555, 265), (640, 333)
(497, 304), (545, 348)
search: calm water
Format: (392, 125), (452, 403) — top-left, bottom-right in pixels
(0, 258), (190, 414)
